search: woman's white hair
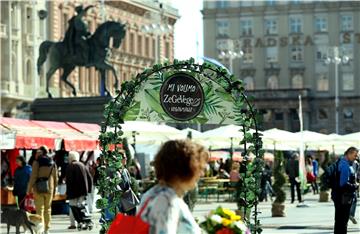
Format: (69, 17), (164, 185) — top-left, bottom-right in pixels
(68, 151), (80, 162)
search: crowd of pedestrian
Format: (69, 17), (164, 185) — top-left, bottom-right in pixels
(3, 143), (359, 234)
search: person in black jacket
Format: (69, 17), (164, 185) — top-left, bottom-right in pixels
(286, 153), (302, 203)
(66, 151), (93, 229)
(13, 156), (32, 210)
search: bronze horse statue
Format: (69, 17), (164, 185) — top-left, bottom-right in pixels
(37, 21), (126, 98)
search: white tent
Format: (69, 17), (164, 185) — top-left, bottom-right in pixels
(342, 132), (360, 146)
(119, 121), (182, 145)
(196, 125), (248, 149)
(179, 128), (203, 138)
(303, 132), (352, 154)
(294, 130), (331, 149)
(261, 128), (299, 151)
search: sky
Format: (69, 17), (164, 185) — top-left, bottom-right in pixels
(172, 0), (204, 61)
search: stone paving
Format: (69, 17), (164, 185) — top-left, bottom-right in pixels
(1, 193), (359, 233)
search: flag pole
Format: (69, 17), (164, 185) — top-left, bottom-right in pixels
(298, 95), (307, 193)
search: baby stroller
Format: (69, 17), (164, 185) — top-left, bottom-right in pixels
(70, 204), (93, 230)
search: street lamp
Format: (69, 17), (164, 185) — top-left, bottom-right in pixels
(218, 48), (244, 74)
(324, 46), (350, 134)
(141, 3), (172, 63)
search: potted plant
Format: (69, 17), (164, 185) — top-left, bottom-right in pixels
(271, 151), (286, 217)
(319, 151), (330, 202)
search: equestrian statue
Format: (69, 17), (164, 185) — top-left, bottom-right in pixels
(37, 5), (126, 98)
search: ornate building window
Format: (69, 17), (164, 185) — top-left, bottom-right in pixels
(266, 0), (277, 6)
(289, 16), (302, 33)
(266, 47), (278, 63)
(292, 74), (303, 89)
(265, 18), (277, 35)
(340, 44), (354, 61)
(243, 76), (254, 90)
(217, 19), (229, 37)
(315, 16), (327, 32)
(290, 46), (303, 61)
(240, 19), (252, 36)
(314, 35), (329, 61)
(317, 73), (329, 91)
(267, 75), (278, 89)
(316, 45), (328, 61)
(216, 0), (230, 8)
(341, 15), (353, 31)
(242, 47), (253, 64)
(342, 73), (354, 91)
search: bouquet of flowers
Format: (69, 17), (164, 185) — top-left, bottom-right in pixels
(200, 207), (250, 234)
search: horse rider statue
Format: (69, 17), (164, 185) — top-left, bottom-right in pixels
(64, 5), (94, 63)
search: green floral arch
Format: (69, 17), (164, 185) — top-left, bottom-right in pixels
(97, 58), (264, 233)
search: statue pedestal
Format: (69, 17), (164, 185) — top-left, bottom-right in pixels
(31, 96), (112, 123)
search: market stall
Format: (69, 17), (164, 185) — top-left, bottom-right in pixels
(0, 117), (61, 205)
(32, 120), (99, 151)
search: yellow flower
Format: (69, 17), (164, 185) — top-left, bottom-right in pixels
(222, 208), (236, 217)
(230, 214), (241, 221)
(221, 218), (232, 227)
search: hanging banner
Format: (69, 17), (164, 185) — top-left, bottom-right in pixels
(124, 70), (240, 124)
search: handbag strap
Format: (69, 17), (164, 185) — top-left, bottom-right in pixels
(47, 164), (54, 179)
(137, 197), (152, 217)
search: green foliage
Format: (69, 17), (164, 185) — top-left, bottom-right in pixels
(272, 151), (286, 203)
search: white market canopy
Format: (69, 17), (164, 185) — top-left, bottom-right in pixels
(261, 128), (299, 151)
(119, 121), (182, 145)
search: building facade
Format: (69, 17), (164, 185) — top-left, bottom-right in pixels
(1, 0), (178, 118)
(203, 0), (360, 134)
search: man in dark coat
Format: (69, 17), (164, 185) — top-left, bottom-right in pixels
(64, 5), (93, 62)
(66, 151), (93, 229)
(286, 153), (302, 203)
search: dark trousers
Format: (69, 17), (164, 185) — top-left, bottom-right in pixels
(289, 177), (302, 203)
(16, 194), (26, 210)
(311, 181), (319, 194)
(334, 200), (352, 234)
